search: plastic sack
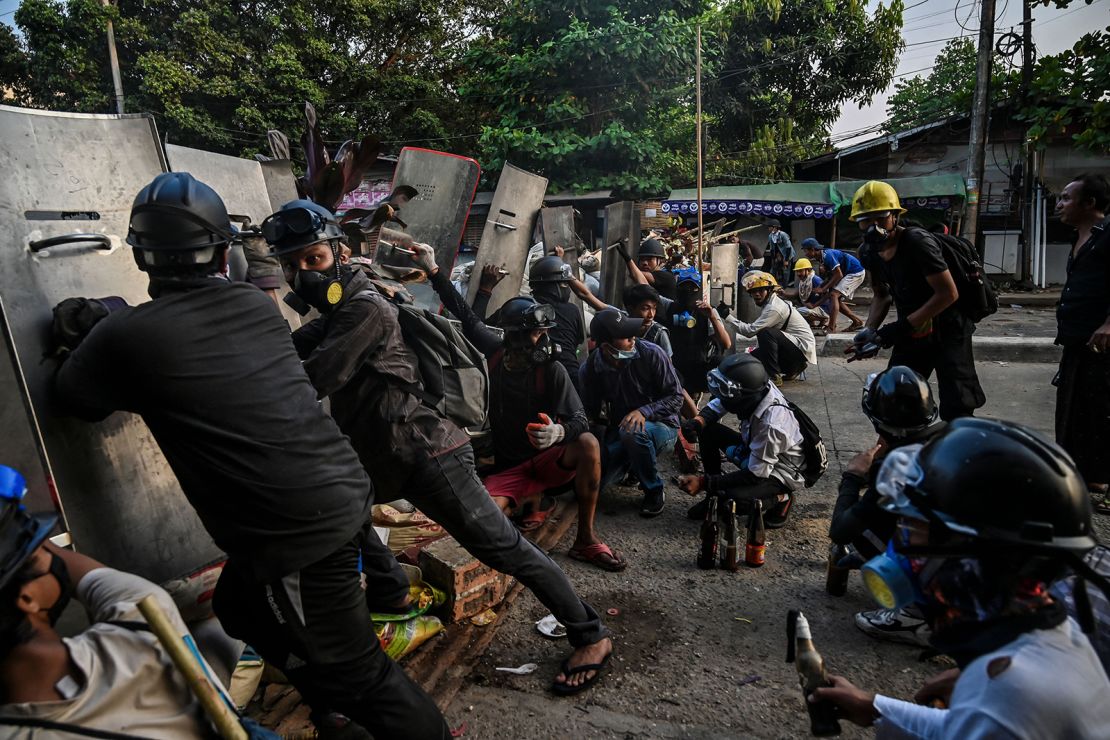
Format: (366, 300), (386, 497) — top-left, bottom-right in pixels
(374, 615), (445, 659)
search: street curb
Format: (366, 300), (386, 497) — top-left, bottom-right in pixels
(819, 333), (1062, 363)
(845, 292), (1059, 308)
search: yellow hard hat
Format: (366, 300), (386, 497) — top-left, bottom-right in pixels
(742, 271), (779, 292)
(850, 180), (907, 222)
(793, 258), (814, 271)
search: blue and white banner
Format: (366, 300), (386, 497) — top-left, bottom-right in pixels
(661, 200), (837, 219)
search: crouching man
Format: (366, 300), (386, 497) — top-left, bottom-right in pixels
(677, 354), (804, 526)
(727, 272), (816, 384)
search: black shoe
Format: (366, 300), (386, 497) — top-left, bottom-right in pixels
(640, 488), (665, 517)
(687, 495), (709, 520)
(765, 494), (792, 529)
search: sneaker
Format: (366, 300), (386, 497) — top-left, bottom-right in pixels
(640, 488), (665, 517)
(764, 494), (792, 529)
(854, 606), (932, 647)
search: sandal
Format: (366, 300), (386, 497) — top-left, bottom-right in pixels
(568, 542), (627, 572)
(1094, 494), (1110, 516)
(516, 496), (556, 532)
(551, 652), (612, 696)
(847, 321), (865, 333)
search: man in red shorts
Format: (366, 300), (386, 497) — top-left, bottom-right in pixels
(417, 245), (626, 572)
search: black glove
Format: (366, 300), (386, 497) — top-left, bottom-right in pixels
(875, 318), (912, 348)
(715, 301), (731, 321)
(615, 239), (632, 263)
(681, 418), (703, 443)
(50, 296), (128, 356)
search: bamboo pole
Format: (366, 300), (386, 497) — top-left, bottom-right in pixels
(695, 24), (704, 290)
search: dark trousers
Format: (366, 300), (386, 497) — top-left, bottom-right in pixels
(700, 421), (789, 511)
(888, 316), (984, 421)
(363, 443), (608, 649)
(1056, 343), (1110, 484)
(752, 328), (808, 378)
(213, 538), (449, 739)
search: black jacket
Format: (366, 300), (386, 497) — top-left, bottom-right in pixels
(1057, 218), (1110, 346)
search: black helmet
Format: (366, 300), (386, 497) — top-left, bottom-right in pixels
(707, 354), (769, 416)
(262, 200), (344, 257)
(528, 255), (573, 284)
(879, 418), (1095, 556)
(638, 238), (666, 259)
(127, 172), (235, 251)
(0, 466), (56, 592)
(622, 283), (661, 310)
(499, 296), (557, 333)
(862, 366), (939, 442)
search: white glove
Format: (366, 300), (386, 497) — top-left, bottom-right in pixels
(528, 422), (566, 450)
(411, 242), (438, 274)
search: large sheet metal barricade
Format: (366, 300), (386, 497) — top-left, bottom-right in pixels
(382, 147), (480, 310)
(466, 164), (548, 316)
(710, 242), (739, 313)
(600, 201), (640, 305)
(0, 106), (221, 582)
(541, 206), (587, 344)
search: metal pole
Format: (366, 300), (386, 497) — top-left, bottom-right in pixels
(102, 0), (125, 114)
(695, 24), (704, 277)
(962, 0), (996, 249)
(1020, 0), (1033, 282)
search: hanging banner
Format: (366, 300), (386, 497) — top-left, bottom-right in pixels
(662, 200), (837, 219)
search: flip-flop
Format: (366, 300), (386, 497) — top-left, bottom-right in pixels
(516, 497), (556, 532)
(1094, 495), (1110, 516)
(551, 652), (612, 696)
(568, 542), (627, 572)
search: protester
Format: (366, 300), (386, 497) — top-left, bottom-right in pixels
(569, 277), (674, 357)
(51, 174), (443, 738)
(847, 180), (985, 420)
(814, 418), (1110, 738)
(831, 366), (945, 647)
(677, 354), (803, 525)
(765, 220), (794, 286)
(416, 246), (626, 572)
(663, 267), (731, 395)
(791, 258), (832, 334)
(512, 255), (586, 394)
(580, 309), (684, 517)
(1053, 173), (1110, 510)
(265, 201), (613, 696)
(800, 237), (865, 332)
(727, 271), (816, 384)
(634, 237), (678, 299)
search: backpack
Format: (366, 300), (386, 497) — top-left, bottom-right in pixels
(908, 227), (998, 322)
(387, 296), (491, 436)
(771, 400), (828, 487)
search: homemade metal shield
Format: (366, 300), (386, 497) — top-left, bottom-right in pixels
(380, 147), (480, 309)
(166, 144), (275, 225)
(541, 206), (586, 343)
(0, 106), (221, 581)
(258, 159), (301, 213)
(466, 164), (548, 315)
(600, 201), (640, 304)
(710, 242), (740, 312)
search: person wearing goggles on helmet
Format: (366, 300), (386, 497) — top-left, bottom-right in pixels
(727, 271), (816, 385)
(845, 180), (985, 421)
(814, 419), (1110, 739)
(580, 309), (684, 518)
(677, 354), (804, 526)
(414, 244), (626, 574)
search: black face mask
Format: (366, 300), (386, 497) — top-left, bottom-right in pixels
(863, 224), (891, 247)
(721, 389), (767, 418)
(46, 552), (73, 626)
(287, 262), (355, 315)
(534, 283), (570, 305)
(506, 332), (557, 366)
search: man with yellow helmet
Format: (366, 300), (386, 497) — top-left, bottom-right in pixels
(727, 270), (817, 384)
(846, 181), (985, 420)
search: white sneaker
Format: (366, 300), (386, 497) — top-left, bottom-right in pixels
(854, 606), (932, 647)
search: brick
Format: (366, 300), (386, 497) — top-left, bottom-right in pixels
(417, 536), (515, 622)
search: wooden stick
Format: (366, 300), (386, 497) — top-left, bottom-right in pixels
(137, 595), (248, 740)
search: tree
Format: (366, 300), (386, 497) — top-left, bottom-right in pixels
(704, 0), (905, 184)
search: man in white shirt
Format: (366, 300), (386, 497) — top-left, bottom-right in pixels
(813, 419), (1110, 739)
(727, 271), (817, 383)
(676, 354), (805, 526)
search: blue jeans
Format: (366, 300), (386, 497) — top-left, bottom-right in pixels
(600, 421), (679, 494)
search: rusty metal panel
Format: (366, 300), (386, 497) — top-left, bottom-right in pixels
(0, 105), (221, 581)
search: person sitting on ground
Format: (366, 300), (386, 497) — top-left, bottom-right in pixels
(831, 366), (946, 647)
(580, 309), (684, 518)
(676, 354), (804, 526)
(726, 271), (816, 385)
(0, 465), (219, 738)
(414, 244), (626, 572)
(815, 418), (1110, 739)
(264, 200), (613, 697)
(790, 258), (832, 334)
(800, 237), (866, 333)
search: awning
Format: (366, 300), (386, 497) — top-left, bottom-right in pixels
(663, 174), (966, 219)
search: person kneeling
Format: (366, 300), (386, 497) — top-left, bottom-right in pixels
(677, 354), (804, 526)
(728, 272), (816, 385)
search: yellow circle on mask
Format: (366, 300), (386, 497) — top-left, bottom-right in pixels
(327, 282), (343, 305)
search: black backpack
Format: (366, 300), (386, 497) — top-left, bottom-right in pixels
(908, 227), (998, 322)
(771, 400), (828, 488)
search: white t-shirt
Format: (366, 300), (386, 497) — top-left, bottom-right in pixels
(873, 617), (1110, 739)
(727, 294), (818, 366)
(1, 569), (212, 739)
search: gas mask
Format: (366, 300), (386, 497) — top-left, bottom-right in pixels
(604, 342), (638, 363)
(283, 241), (354, 315)
(46, 551), (74, 626)
(863, 224), (891, 247)
(672, 311), (696, 328)
(507, 331), (558, 366)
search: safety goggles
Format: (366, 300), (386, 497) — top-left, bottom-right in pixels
(706, 368), (741, 399)
(261, 207), (326, 244)
(517, 303), (557, 329)
(855, 211), (893, 225)
(875, 445), (978, 538)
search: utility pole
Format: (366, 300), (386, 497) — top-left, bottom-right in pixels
(1020, 0), (1034, 282)
(102, 0), (125, 114)
(695, 24), (704, 275)
(962, 0), (996, 248)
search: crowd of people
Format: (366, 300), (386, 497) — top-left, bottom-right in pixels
(0, 171), (1108, 739)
